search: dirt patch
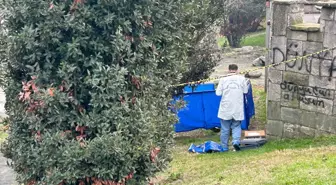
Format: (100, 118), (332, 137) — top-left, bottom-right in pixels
(211, 47), (267, 87)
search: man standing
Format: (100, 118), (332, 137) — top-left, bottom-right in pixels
(216, 64), (248, 151)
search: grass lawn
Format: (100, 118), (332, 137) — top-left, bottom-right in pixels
(218, 31), (266, 48)
(250, 86), (267, 130)
(156, 135), (336, 185)
(155, 85), (336, 185)
(241, 32), (266, 47)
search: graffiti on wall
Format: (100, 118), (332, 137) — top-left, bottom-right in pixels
(280, 81), (332, 108)
(272, 43), (336, 80)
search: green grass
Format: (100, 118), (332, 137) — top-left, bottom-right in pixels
(250, 86), (267, 130)
(241, 32), (266, 47)
(218, 31), (266, 48)
(155, 86), (336, 185)
(217, 37), (227, 48)
(156, 135), (336, 185)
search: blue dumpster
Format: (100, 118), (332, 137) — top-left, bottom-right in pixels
(173, 82), (255, 132)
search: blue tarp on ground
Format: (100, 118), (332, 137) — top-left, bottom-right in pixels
(174, 82), (255, 132)
(188, 141), (227, 153)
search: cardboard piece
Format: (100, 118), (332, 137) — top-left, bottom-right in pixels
(244, 130), (266, 138)
(239, 130), (267, 150)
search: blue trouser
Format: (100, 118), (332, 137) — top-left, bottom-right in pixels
(220, 119), (242, 151)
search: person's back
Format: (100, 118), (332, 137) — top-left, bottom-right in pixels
(215, 64), (248, 151)
(216, 74), (247, 121)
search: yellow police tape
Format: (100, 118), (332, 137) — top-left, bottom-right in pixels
(172, 46), (336, 88)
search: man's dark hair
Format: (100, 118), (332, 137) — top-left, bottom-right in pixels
(228, 64), (238, 71)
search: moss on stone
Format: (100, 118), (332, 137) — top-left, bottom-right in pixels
(273, 0), (298, 5)
(316, 1), (336, 8)
(289, 23), (320, 32)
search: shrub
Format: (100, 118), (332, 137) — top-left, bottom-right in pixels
(220, 0), (265, 48)
(179, 0), (224, 85)
(0, 0), (191, 184)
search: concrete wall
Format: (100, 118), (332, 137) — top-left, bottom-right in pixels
(266, 0), (336, 139)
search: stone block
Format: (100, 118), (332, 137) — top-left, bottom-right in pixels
(300, 126), (316, 137)
(273, 4), (289, 36)
(283, 123), (300, 138)
(302, 111), (318, 128)
(267, 101), (281, 120)
(271, 63), (286, 72)
(316, 114), (336, 133)
(317, 88), (334, 100)
(315, 130), (331, 137)
(268, 83), (282, 101)
(271, 36), (287, 70)
(281, 107), (302, 124)
(272, 36), (287, 52)
(317, 98), (334, 115)
(283, 71), (309, 86)
(320, 20), (326, 32)
(266, 120), (284, 137)
(287, 40), (303, 55)
(316, 49), (333, 60)
(304, 5), (315, 14)
(285, 55), (311, 75)
(323, 21), (336, 34)
(304, 5), (321, 14)
(282, 91), (299, 108)
(303, 42), (323, 55)
(280, 81), (334, 99)
(288, 13), (304, 26)
(309, 76), (336, 89)
(287, 30), (308, 41)
(253, 56), (266, 67)
(300, 95), (318, 112)
(311, 59), (335, 77)
(331, 123), (336, 134)
(268, 68), (283, 84)
(311, 58), (321, 76)
(320, 8), (335, 21)
(290, 4), (304, 13)
(323, 32), (336, 48)
(323, 60), (336, 78)
(307, 32), (324, 42)
(266, 135), (281, 140)
(334, 93), (336, 115)
(280, 81), (295, 93)
(315, 59), (336, 78)
(300, 89), (334, 100)
(332, 59), (336, 78)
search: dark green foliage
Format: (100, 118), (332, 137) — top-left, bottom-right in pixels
(0, 0), (191, 184)
(179, 0), (224, 84)
(221, 0), (265, 48)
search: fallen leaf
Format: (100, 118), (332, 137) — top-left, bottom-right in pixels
(48, 88), (55, 96)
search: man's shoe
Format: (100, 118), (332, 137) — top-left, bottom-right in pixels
(233, 144), (241, 151)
